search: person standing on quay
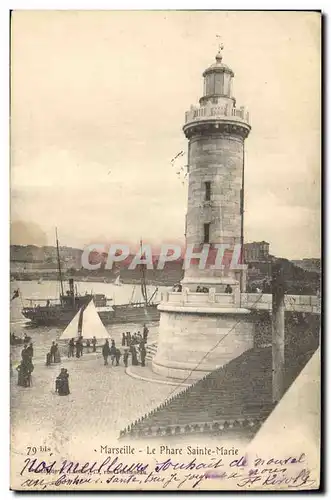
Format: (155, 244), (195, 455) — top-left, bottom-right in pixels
(54, 343), (61, 363)
(131, 345), (138, 366)
(17, 355), (34, 387)
(86, 339), (91, 353)
(102, 339), (110, 366)
(79, 337), (84, 357)
(110, 340), (116, 366)
(46, 351), (52, 366)
(115, 348), (121, 366)
(50, 341), (57, 363)
(123, 348), (129, 368)
(75, 339), (81, 358)
(140, 344), (147, 367)
(143, 324), (149, 343)
(55, 368), (70, 396)
(26, 342), (34, 359)
(92, 336), (97, 353)
(21, 345), (30, 364)
(16, 363), (25, 387)
(68, 338), (75, 358)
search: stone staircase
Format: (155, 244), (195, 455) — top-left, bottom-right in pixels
(119, 342), (318, 440)
(146, 343), (157, 361)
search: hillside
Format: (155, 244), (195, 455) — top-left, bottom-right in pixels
(10, 245), (319, 292)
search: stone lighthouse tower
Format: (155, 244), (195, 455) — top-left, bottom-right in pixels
(153, 48), (254, 381)
(183, 46), (251, 287)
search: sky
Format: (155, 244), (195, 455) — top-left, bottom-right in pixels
(10, 10), (321, 259)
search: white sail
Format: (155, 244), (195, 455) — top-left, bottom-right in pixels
(81, 300), (111, 340)
(114, 275), (122, 286)
(59, 308), (81, 340)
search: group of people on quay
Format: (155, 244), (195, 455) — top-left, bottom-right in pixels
(121, 326), (149, 347)
(103, 325), (149, 367)
(16, 342), (34, 388)
(13, 324), (150, 396)
(102, 336), (147, 367)
(67, 336), (97, 358)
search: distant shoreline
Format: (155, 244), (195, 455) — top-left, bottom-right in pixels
(10, 273), (173, 287)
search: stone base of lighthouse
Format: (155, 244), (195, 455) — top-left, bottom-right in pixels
(152, 302), (254, 381)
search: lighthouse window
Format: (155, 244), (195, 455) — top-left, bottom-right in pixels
(215, 72), (224, 94)
(205, 181), (211, 201)
(204, 223), (210, 244)
(223, 73), (231, 96)
(205, 74), (215, 95)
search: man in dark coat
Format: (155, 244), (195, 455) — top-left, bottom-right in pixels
(110, 340), (116, 365)
(75, 339), (81, 358)
(26, 343), (34, 359)
(115, 348), (121, 366)
(102, 340), (110, 365)
(79, 337), (84, 357)
(68, 338), (75, 358)
(140, 344), (147, 367)
(143, 324), (149, 343)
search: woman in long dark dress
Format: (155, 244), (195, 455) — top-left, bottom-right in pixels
(131, 345), (138, 366)
(17, 361), (33, 387)
(46, 352), (52, 366)
(56, 369), (70, 396)
(54, 344), (61, 363)
(60, 369), (70, 395)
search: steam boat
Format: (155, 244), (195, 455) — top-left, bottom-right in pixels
(21, 233), (160, 326)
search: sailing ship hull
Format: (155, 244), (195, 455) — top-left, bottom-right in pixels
(21, 303), (160, 326)
(110, 303), (160, 323)
(21, 306), (115, 326)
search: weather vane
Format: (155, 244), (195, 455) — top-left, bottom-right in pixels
(216, 35), (224, 53)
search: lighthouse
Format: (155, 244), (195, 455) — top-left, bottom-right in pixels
(153, 48), (254, 381)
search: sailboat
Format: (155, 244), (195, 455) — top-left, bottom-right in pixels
(59, 299), (112, 341)
(114, 275), (122, 286)
(110, 240), (160, 323)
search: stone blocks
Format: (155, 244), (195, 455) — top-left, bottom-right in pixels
(152, 309), (254, 380)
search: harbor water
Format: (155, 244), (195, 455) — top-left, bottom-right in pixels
(10, 280), (167, 365)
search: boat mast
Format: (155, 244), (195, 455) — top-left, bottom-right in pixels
(55, 228), (65, 300)
(129, 285), (136, 304)
(140, 239), (148, 306)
